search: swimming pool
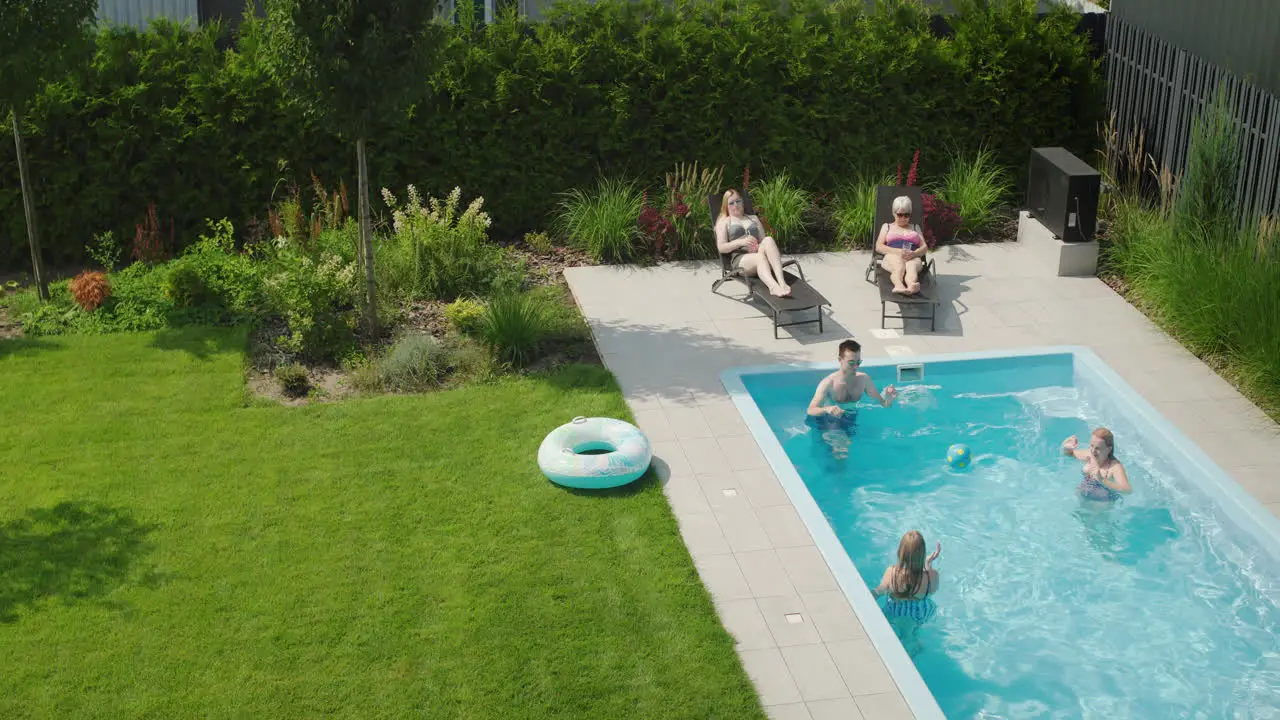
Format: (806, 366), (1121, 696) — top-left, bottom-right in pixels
(722, 348), (1280, 720)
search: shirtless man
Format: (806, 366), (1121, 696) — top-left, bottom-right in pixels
(807, 339), (898, 417)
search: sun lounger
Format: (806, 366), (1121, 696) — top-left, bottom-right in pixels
(865, 185), (939, 331)
(708, 191), (831, 338)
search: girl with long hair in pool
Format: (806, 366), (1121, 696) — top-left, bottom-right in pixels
(873, 530), (941, 655)
(1062, 427), (1132, 502)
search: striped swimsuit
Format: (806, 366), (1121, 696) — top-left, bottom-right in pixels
(882, 580), (936, 624)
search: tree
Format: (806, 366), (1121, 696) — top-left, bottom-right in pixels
(261, 0), (441, 336)
(0, 0), (99, 300)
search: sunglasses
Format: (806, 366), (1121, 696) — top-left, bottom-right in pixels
(895, 212), (910, 218)
(728, 199), (743, 206)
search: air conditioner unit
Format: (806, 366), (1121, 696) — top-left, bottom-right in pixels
(1026, 147), (1101, 243)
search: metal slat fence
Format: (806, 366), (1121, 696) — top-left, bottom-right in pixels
(1107, 17), (1280, 221)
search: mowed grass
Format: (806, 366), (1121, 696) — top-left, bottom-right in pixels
(0, 329), (764, 719)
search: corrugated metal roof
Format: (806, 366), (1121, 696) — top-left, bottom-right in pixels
(97, 0), (198, 29)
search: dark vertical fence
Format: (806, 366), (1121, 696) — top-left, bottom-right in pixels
(1107, 17), (1280, 221)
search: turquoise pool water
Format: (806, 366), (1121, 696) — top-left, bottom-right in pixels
(738, 353), (1280, 719)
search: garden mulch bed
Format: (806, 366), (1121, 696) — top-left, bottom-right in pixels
(0, 306), (22, 340)
(245, 240), (601, 406)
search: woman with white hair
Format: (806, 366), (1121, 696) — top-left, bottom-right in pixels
(875, 195), (928, 295)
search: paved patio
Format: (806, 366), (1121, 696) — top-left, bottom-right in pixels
(563, 241), (1280, 720)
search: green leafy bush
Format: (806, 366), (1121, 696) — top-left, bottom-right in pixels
(444, 297), (486, 336)
(164, 263), (210, 309)
(523, 231), (554, 254)
(379, 186), (520, 302)
(935, 148), (1013, 234)
(555, 178), (645, 263)
(528, 284), (590, 343)
(262, 241), (358, 361)
(274, 364), (311, 397)
(480, 291), (550, 367)
(0, 1), (1103, 270)
(100, 263), (175, 332)
(86, 231), (123, 271)
(831, 172), (895, 248)
(749, 171), (813, 247)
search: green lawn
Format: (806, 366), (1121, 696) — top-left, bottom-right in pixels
(0, 329), (764, 719)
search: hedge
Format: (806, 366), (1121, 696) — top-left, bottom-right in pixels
(0, 0), (1104, 270)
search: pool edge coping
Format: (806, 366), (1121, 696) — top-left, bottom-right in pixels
(720, 345), (1280, 720)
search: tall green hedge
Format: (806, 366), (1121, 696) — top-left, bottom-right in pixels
(0, 0), (1104, 270)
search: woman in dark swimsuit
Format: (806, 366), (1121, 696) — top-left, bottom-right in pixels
(1062, 427), (1132, 502)
(714, 188), (792, 297)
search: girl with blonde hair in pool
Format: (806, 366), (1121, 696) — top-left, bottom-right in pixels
(1062, 427), (1132, 502)
(873, 530), (940, 621)
(873, 530), (940, 656)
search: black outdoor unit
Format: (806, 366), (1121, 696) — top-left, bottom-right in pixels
(1026, 147), (1101, 243)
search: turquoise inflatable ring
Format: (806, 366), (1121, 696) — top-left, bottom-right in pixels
(538, 416), (653, 489)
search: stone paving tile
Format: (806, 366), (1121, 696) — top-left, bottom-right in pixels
(777, 546), (841, 594)
(757, 594), (823, 647)
(854, 692), (915, 720)
(808, 697), (867, 720)
(736, 549), (798, 598)
(716, 598), (775, 651)
(693, 553), (754, 602)
(739, 648), (803, 706)
(757, 504), (816, 548)
(802, 590), (869, 643)
(781, 643), (852, 702)
(765, 703), (814, 720)
(827, 640), (898, 696)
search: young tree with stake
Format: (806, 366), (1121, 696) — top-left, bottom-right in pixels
(261, 0), (440, 335)
(1, 0), (98, 301)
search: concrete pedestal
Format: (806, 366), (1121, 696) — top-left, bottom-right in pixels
(1017, 210), (1099, 277)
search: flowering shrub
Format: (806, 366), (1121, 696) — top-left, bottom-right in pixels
(637, 188), (687, 260)
(69, 271), (112, 312)
(897, 150), (961, 247)
(380, 186), (521, 301)
(132, 203), (173, 264)
(921, 194), (961, 247)
(263, 243), (359, 360)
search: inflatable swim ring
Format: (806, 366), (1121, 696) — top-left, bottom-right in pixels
(538, 416), (652, 489)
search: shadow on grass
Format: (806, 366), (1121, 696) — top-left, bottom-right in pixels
(0, 336), (55, 361)
(554, 470), (661, 500)
(0, 501), (162, 623)
(148, 325), (249, 360)
(533, 363), (622, 395)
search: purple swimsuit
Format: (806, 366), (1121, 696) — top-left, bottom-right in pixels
(886, 230), (923, 251)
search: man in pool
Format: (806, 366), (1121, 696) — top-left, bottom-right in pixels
(807, 339), (898, 419)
